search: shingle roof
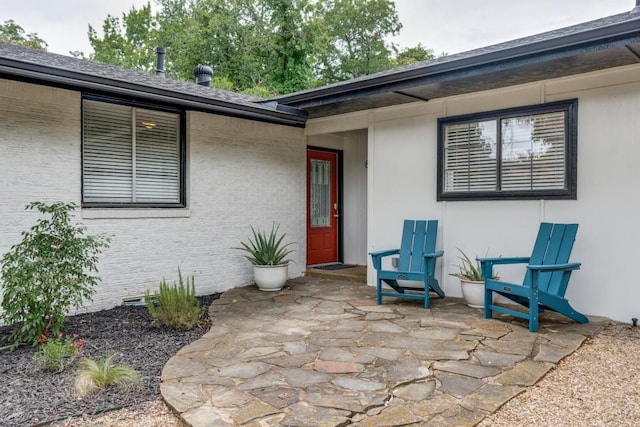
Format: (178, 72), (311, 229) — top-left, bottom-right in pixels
(0, 43), (306, 126)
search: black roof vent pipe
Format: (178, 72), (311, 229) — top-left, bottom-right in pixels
(155, 47), (165, 77)
(194, 64), (213, 87)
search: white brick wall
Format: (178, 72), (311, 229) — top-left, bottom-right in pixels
(0, 79), (307, 316)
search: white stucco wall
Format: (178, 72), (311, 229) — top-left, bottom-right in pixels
(308, 64), (640, 324)
(0, 79), (306, 315)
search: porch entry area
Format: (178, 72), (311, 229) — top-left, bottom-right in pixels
(305, 129), (368, 270)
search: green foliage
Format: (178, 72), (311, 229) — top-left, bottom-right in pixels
(33, 333), (86, 372)
(144, 269), (203, 330)
(449, 248), (497, 281)
(235, 223), (295, 266)
(211, 76), (236, 91)
(83, 0), (414, 93)
(394, 43), (436, 67)
(312, 0), (402, 82)
(74, 354), (142, 397)
(241, 86), (275, 98)
(0, 202), (111, 346)
(0, 19), (48, 50)
(77, 3), (159, 72)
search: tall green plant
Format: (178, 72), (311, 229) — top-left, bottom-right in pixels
(144, 269), (203, 330)
(0, 202), (111, 346)
(449, 249), (484, 281)
(234, 223), (295, 265)
(449, 248), (498, 281)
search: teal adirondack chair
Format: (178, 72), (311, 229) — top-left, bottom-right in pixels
(479, 222), (588, 332)
(370, 220), (445, 309)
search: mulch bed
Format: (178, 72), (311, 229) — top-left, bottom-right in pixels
(0, 294), (218, 427)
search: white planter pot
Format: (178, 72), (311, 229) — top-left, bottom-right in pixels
(253, 264), (289, 291)
(460, 279), (490, 309)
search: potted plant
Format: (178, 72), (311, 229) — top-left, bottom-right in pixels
(235, 223), (295, 291)
(450, 249), (496, 308)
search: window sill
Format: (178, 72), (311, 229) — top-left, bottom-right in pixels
(81, 208), (191, 220)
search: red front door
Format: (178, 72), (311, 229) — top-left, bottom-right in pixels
(307, 149), (339, 265)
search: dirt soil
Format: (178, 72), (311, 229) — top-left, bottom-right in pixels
(0, 294), (217, 427)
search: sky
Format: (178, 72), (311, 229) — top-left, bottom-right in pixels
(1, 0), (635, 57)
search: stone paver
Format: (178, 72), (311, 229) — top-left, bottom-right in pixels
(161, 276), (609, 426)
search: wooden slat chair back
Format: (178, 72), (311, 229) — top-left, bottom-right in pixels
(370, 219), (444, 309)
(480, 222), (588, 332)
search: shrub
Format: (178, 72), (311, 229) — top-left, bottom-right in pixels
(0, 202), (111, 346)
(144, 269), (203, 330)
(75, 354), (142, 398)
(33, 333), (86, 372)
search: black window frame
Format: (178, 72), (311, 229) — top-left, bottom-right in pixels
(437, 99), (578, 201)
(81, 94), (187, 208)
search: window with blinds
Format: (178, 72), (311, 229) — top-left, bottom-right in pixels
(82, 99), (184, 206)
(438, 100), (577, 200)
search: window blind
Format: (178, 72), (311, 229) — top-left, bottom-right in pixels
(443, 110), (568, 195)
(444, 120), (497, 192)
(83, 100), (181, 205)
(501, 111), (566, 191)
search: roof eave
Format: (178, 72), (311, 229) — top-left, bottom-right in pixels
(0, 59), (307, 127)
(272, 16), (640, 108)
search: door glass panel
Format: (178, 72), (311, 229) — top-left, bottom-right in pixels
(311, 159), (331, 227)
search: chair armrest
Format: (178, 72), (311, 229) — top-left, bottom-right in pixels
(369, 249), (400, 270)
(369, 249), (400, 258)
(527, 262), (581, 272)
(477, 256), (531, 265)
(424, 251), (444, 259)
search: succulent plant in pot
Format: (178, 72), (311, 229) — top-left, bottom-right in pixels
(235, 223), (295, 291)
(450, 248), (497, 308)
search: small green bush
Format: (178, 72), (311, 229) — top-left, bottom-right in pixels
(144, 269), (203, 330)
(33, 333), (86, 372)
(0, 202), (111, 346)
(75, 354), (142, 398)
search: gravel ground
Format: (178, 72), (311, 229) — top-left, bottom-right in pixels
(481, 322), (640, 426)
(0, 294), (217, 427)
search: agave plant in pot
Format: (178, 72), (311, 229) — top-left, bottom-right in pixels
(450, 249), (497, 308)
(235, 223), (295, 291)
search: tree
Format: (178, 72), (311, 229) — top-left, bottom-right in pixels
(77, 3), (159, 73)
(312, 0), (402, 84)
(394, 43), (436, 67)
(266, 0), (315, 93)
(82, 0), (415, 94)
(0, 20), (47, 50)
(154, 0), (315, 94)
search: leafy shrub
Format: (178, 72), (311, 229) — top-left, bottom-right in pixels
(0, 202), (111, 345)
(144, 269), (203, 330)
(33, 333), (86, 372)
(74, 354), (142, 398)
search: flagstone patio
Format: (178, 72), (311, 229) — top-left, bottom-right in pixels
(161, 275), (608, 426)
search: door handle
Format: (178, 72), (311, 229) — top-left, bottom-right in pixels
(334, 214), (340, 218)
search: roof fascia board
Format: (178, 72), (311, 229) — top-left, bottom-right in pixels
(292, 34), (640, 108)
(0, 60), (306, 127)
(273, 17), (640, 107)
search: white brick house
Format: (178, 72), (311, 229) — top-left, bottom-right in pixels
(0, 47), (307, 313)
(1, 3), (640, 323)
